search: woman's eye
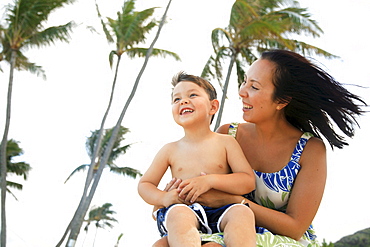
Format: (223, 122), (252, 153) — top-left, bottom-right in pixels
(251, 86), (259, 90)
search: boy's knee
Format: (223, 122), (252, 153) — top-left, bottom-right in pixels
(202, 243), (223, 247)
(152, 236), (169, 247)
(232, 204), (253, 216)
(223, 204), (254, 224)
(166, 205), (192, 221)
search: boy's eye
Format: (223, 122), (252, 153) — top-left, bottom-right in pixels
(173, 98), (180, 103)
(190, 93), (197, 97)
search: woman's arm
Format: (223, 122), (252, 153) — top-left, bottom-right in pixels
(177, 172), (250, 203)
(195, 188), (246, 207)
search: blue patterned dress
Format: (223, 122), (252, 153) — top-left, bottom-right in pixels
(200, 123), (320, 247)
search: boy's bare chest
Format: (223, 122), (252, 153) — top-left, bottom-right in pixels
(169, 144), (230, 179)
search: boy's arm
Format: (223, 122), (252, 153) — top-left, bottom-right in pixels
(138, 144), (182, 207)
(223, 135), (255, 193)
(178, 136), (255, 203)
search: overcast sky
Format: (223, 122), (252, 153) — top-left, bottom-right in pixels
(1, 0), (370, 246)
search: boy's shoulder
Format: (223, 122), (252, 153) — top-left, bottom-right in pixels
(161, 140), (179, 150)
(212, 131), (238, 144)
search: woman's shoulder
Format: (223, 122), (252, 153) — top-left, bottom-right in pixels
(217, 123), (234, 134)
(300, 135), (326, 166)
(216, 122), (252, 135)
(305, 136), (326, 152)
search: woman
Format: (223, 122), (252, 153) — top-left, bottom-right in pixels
(153, 49), (366, 246)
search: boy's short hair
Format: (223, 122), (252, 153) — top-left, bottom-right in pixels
(171, 71), (217, 124)
(171, 71), (217, 101)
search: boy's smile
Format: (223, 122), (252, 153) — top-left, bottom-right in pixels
(180, 108), (194, 115)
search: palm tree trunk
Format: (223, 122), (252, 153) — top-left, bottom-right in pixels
(92, 226), (98, 247)
(63, 1), (172, 245)
(0, 50), (16, 247)
(213, 50), (236, 131)
(58, 56), (122, 247)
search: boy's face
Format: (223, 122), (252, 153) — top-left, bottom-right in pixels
(172, 81), (218, 127)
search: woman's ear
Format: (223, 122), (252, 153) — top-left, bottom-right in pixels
(276, 97), (291, 110)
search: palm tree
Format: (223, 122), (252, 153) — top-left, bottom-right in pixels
(114, 233), (123, 247)
(0, 0), (74, 245)
(3, 139), (31, 200)
(58, 1), (178, 246)
(64, 126), (141, 184)
(83, 203), (118, 247)
(201, 0), (338, 130)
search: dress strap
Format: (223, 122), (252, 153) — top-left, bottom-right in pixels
(290, 132), (314, 163)
(228, 122), (239, 138)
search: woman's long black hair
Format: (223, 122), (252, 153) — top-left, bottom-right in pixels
(261, 49), (367, 149)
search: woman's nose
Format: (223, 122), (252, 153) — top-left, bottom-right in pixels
(239, 84), (248, 98)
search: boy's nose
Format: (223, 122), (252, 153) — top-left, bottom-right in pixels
(180, 98), (189, 105)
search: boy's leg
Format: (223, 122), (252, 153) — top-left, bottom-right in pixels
(219, 204), (256, 247)
(202, 243), (223, 247)
(152, 236), (222, 247)
(166, 205), (201, 247)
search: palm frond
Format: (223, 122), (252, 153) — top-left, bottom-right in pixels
(235, 59), (246, 87)
(266, 7), (323, 37)
(6, 181), (23, 190)
(6, 0), (75, 45)
(108, 50), (118, 68)
(7, 162), (31, 180)
(125, 47), (180, 61)
(6, 187), (18, 201)
(289, 40), (339, 59)
(109, 166), (142, 178)
(26, 22), (75, 48)
(108, 144), (132, 164)
(201, 55), (216, 80)
(95, 1), (114, 43)
(64, 164), (91, 183)
(85, 202), (118, 230)
(121, 0), (135, 16)
(121, 8), (156, 45)
(211, 28), (231, 52)
(5, 139), (32, 180)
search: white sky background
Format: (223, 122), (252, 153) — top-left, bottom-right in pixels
(1, 0), (369, 246)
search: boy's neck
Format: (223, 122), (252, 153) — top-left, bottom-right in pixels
(182, 124), (214, 141)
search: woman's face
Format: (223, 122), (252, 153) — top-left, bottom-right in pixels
(239, 58), (281, 123)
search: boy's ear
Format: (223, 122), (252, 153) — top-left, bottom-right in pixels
(210, 99), (219, 115)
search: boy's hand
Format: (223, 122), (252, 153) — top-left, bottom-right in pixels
(178, 175), (212, 203)
(164, 178), (182, 192)
(152, 178), (183, 219)
(162, 189), (183, 207)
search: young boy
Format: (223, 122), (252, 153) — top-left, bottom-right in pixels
(138, 72), (256, 246)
